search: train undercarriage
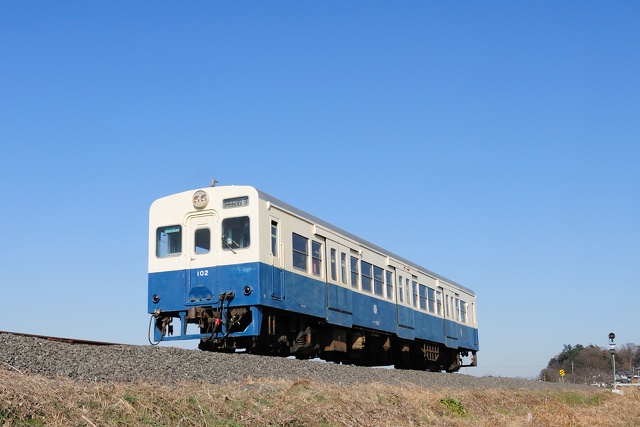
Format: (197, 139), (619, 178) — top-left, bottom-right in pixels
(156, 304), (476, 373)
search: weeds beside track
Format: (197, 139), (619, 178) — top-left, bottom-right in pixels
(1, 368), (639, 427)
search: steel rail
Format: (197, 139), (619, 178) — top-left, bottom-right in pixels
(0, 330), (124, 346)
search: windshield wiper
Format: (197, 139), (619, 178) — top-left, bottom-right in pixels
(221, 237), (237, 254)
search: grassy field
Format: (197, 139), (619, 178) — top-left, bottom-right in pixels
(1, 368), (639, 426)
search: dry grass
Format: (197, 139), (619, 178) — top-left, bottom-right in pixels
(1, 368), (639, 426)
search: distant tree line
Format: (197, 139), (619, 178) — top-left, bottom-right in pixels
(541, 343), (639, 384)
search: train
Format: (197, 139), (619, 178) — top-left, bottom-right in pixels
(148, 183), (478, 372)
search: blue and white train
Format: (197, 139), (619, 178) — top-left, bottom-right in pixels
(148, 184), (478, 371)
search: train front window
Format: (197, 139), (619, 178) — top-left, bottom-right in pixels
(222, 216), (250, 250)
(156, 225), (182, 258)
(194, 228), (210, 254)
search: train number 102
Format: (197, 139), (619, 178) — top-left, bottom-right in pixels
(196, 270), (209, 277)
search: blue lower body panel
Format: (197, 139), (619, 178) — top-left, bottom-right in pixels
(148, 262), (479, 353)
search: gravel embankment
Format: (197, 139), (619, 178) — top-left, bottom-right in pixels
(0, 333), (580, 390)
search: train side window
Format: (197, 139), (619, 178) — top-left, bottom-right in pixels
(419, 284), (427, 310)
(156, 225), (182, 257)
(222, 217), (250, 250)
(445, 295), (450, 318)
(460, 299), (467, 323)
(330, 249), (337, 281)
(398, 275), (404, 303)
(350, 256), (359, 289)
(340, 252), (347, 284)
(385, 270), (394, 300)
(312, 241), (322, 276)
(412, 277), (418, 307)
(361, 261), (372, 293)
(405, 278), (410, 305)
(373, 266), (384, 296)
(455, 296), (460, 321)
(427, 287), (435, 313)
(292, 233), (308, 271)
(436, 290), (442, 315)
(194, 228), (211, 254)
(270, 221), (278, 256)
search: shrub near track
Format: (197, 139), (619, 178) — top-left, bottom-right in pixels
(1, 369), (639, 427)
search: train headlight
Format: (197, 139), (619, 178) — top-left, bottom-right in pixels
(193, 190), (209, 209)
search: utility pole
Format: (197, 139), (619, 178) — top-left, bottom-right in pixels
(609, 332), (617, 389)
(571, 360), (574, 383)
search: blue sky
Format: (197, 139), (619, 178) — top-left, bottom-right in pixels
(1, 2), (638, 378)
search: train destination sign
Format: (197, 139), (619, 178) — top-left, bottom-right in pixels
(223, 196), (249, 209)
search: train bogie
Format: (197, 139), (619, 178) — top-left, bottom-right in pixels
(148, 184), (478, 371)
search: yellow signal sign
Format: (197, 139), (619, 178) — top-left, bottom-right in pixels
(559, 369), (565, 377)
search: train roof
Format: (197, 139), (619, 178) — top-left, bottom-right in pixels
(255, 188), (475, 297)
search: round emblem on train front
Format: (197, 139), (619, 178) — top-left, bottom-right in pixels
(193, 190), (208, 209)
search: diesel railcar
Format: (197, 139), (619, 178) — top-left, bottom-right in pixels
(148, 184), (478, 372)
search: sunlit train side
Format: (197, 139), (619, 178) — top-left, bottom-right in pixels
(148, 184), (478, 371)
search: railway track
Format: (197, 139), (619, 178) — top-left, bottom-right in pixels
(0, 330), (123, 346)
(1, 330), (575, 391)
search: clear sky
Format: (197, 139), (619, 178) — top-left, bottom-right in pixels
(1, 2), (638, 379)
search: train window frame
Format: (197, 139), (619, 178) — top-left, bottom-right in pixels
(194, 228), (211, 255)
(221, 216), (250, 250)
(445, 295), (450, 318)
(412, 278), (418, 308)
(373, 266), (384, 296)
(398, 275), (404, 303)
(292, 233), (308, 271)
(350, 256), (359, 289)
(330, 248), (337, 281)
(361, 261), (373, 293)
(405, 278), (410, 305)
(460, 299), (467, 323)
(270, 220), (278, 257)
(311, 241), (322, 276)
(156, 225), (182, 258)
(427, 287), (435, 313)
(436, 290), (443, 316)
(385, 270), (394, 300)
(340, 252), (348, 284)
(418, 284), (427, 310)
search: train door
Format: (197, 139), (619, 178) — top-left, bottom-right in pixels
(443, 288), (459, 348)
(325, 239), (353, 327)
(395, 268), (415, 340)
(185, 213), (218, 304)
(270, 218), (285, 300)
